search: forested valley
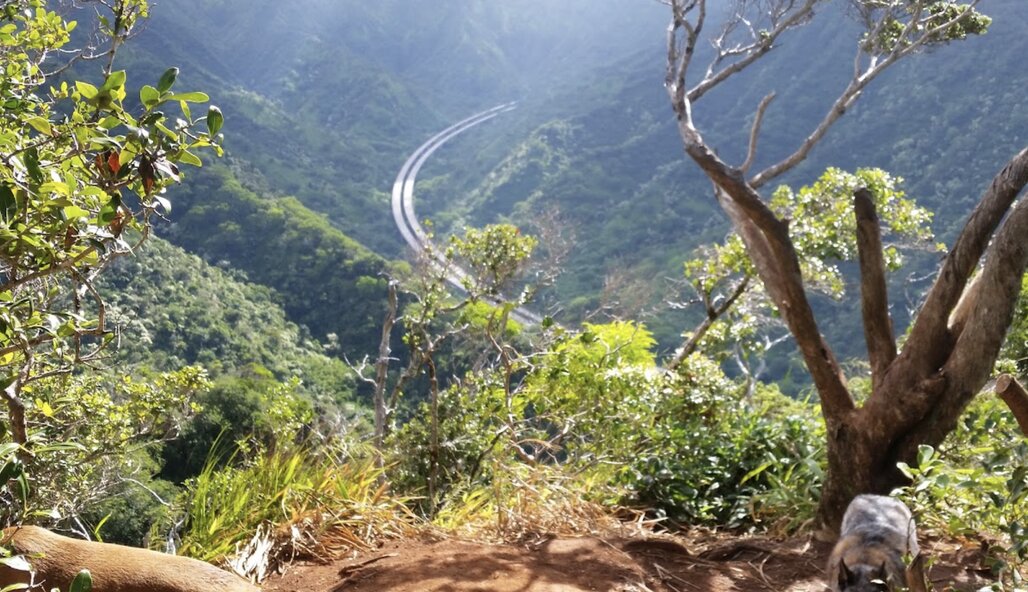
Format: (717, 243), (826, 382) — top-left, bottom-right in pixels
(0, 1), (1026, 591)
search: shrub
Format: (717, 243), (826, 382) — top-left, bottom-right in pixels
(617, 359), (824, 528)
(387, 321), (826, 531)
(899, 395), (1028, 586)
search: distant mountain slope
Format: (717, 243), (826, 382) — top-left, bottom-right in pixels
(101, 237), (357, 406)
(432, 0), (1027, 354)
(114, 0), (1024, 368)
(159, 166), (394, 355)
(112, 0), (669, 262)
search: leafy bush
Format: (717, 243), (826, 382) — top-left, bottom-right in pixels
(160, 366), (313, 482)
(387, 320), (825, 531)
(617, 359), (824, 528)
(17, 368), (209, 529)
(0, 368), (208, 543)
(899, 395), (1028, 586)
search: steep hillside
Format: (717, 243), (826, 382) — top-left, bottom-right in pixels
(112, 1), (1024, 367)
(119, 0), (668, 250)
(100, 237), (358, 406)
(158, 166), (394, 355)
(424, 1), (1028, 356)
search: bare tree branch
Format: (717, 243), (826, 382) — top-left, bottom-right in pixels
(996, 374), (1028, 437)
(740, 92), (776, 174)
(688, 0), (819, 103)
(854, 188), (896, 390)
(666, 0), (705, 113)
(372, 279), (398, 462)
(667, 274), (751, 371)
(750, 1), (983, 188)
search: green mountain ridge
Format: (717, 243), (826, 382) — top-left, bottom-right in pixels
(106, 0), (1025, 378)
(422, 0), (1027, 358)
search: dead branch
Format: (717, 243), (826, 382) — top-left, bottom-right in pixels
(740, 92), (776, 174)
(667, 274), (751, 371)
(372, 280), (398, 460)
(996, 374), (1028, 437)
(854, 188), (896, 390)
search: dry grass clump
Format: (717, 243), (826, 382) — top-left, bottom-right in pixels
(431, 464), (657, 543)
(172, 449), (418, 583)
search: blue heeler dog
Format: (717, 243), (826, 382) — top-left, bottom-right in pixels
(827, 494), (921, 591)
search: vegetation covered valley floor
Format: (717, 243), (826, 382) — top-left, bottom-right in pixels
(263, 532), (995, 592)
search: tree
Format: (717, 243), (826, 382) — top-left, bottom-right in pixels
(669, 167), (935, 390)
(0, 0), (221, 448)
(362, 223), (537, 506)
(661, 0), (1027, 529)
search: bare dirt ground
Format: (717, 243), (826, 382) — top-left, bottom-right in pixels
(261, 531), (996, 592)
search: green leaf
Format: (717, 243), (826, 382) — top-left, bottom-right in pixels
(98, 115), (121, 130)
(917, 444), (936, 467)
(75, 81), (98, 99)
(167, 91), (209, 103)
(62, 205), (90, 220)
(0, 554), (31, 572)
(69, 569), (93, 592)
(14, 468), (28, 506)
(740, 461), (773, 485)
(119, 143), (137, 167)
(93, 514), (112, 541)
(23, 148), (42, 184)
(25, 117), (51, 136)
(157, 67), (179, 93)
(154, 195), (172, 213)
(0, 458), (21, 485)
(176, 150), (203, 167)
(98, 203), (118, 225)
(139, 85), (160, 108)
(34, 398), (54, 418)
(0, 185), (17, 223)
(206, 105), (223, 136)
(99, 70), (126, 94)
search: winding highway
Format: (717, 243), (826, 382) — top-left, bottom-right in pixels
(390, 103), (543, 327)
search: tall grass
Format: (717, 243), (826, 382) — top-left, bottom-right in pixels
(163, 446), (415, 579)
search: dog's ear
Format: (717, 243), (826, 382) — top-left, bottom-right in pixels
(905, 553), (930, 592)
(839, 559), (855, 587)
(870, 562), (889, 590)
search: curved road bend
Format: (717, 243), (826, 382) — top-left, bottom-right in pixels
(390, 104), (543, 327)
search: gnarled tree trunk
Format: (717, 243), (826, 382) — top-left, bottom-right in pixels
(662, 0), (1023, 530)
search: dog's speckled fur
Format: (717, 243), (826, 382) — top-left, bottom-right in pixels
(827, 495), (919, 591)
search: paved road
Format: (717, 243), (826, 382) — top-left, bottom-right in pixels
(390, 104), (543, 327)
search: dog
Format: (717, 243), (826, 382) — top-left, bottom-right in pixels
(0, 525), (259, 592)
(827, 494), (920, 591)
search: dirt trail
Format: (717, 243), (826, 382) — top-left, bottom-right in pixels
(262, 533), (994, 591)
